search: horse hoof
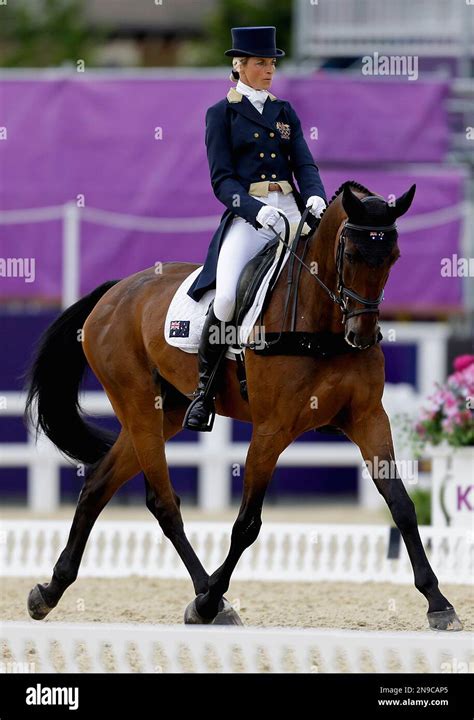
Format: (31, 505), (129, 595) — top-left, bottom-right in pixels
(184, 596), (243, 626)
(427, 607), (463, 632)
(212, 598), (244, 626)
(184, 597), (212, 625)
(27, 584), (53, 621)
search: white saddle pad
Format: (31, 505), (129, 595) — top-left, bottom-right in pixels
(164, 236), (294, 359)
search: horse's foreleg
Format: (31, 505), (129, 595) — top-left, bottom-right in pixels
(190, 427), (290, 623)
(343, 405), (463, 631)
(28, 429), (139, 620)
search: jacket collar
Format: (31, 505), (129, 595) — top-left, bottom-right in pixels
(226, 87), (283, 131)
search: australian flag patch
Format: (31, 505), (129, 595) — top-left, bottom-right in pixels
(169, 320), (190, 338)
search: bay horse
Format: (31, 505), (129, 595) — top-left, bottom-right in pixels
(24, 181), (462, 631)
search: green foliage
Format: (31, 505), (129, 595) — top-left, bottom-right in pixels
(383, 487), (432, 526)
(0, 0), (294, 68)
(187, 0), (294, 66)
(0, 0), (101, 68)
(409, 488), (431, 525)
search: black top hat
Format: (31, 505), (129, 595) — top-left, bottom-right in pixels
(224, 26), (285, 58)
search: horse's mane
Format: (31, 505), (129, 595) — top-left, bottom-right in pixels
(319, 180), (372, 220)
(310, 180), (372, 238)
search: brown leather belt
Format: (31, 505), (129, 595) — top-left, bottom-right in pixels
(268, 182), (282, 192)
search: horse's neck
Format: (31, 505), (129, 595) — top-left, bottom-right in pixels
(298, 204), (346, 335)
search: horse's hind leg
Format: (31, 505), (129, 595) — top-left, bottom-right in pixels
(27, 429), (139, 620)
(343, 406), (463, 631)
(144, 410), (183, 521)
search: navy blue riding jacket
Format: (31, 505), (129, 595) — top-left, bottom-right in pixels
(187, 86), (327, 302)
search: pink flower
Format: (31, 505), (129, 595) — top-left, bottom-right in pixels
(453, 355), (474, 373)
(443, 410), (471, 430)
(426, 388), (445, 411)
(444, 391), (457, 409)
(442, 417), (454, 433)
(457, 409), (472, 424)
(447, 366), (474, 398)
(416, 359), (474, 445)
(445, 402), (461, 418)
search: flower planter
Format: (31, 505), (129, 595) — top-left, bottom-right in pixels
(427, 445), (474, 528)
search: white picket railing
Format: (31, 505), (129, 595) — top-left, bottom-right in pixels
(1, 621), (471, 673)
(1, 521), (472, 585)
(0, 369), (444, 513)
(294, 0), (474, 63)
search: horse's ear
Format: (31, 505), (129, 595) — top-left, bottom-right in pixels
(341, 185), (369, 223)
(390, 184), (416, 220)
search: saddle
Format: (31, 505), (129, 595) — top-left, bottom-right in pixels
(231, 236), (281, 330)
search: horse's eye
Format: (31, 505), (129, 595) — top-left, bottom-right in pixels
(344, 252), (355, 264)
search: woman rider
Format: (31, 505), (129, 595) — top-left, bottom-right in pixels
(184, 26), (327, 431)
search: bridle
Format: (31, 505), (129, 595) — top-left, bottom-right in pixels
(268, 207), (397, 326)
(335, 220), (397, 320)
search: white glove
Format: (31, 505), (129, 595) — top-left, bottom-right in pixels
(256, 205), (286, 236)
(306, 195), (326, 218)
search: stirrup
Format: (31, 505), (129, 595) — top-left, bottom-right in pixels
(182, 392), (216, 432)
(182, 345), (228, 432)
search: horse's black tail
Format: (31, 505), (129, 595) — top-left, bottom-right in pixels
(24, 280), (120, 465)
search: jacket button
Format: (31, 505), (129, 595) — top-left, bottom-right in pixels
(271, 174), (277, 179)
(254, 132), (260, 138)
(269, 132), (275, 137)
(271, 153), (276, 158)
(261, 174), (266, 179)
(259, 152), (264, 157)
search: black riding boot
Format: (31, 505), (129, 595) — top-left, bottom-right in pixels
(182, 301), (228, 432)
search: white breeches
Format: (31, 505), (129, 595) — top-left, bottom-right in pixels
(214, 190), (302, 322)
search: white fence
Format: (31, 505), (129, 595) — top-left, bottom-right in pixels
(1, 521), (472, 585)
(0, 325), (447, 513)
(1, 621), (471, 673)
(2, 521), (471, 674)
(1, 393), (367, 512)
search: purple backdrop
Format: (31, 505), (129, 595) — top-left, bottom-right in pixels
(0, 74), (465, 311)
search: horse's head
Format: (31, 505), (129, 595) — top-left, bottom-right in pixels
(338, 183), (416, 349)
